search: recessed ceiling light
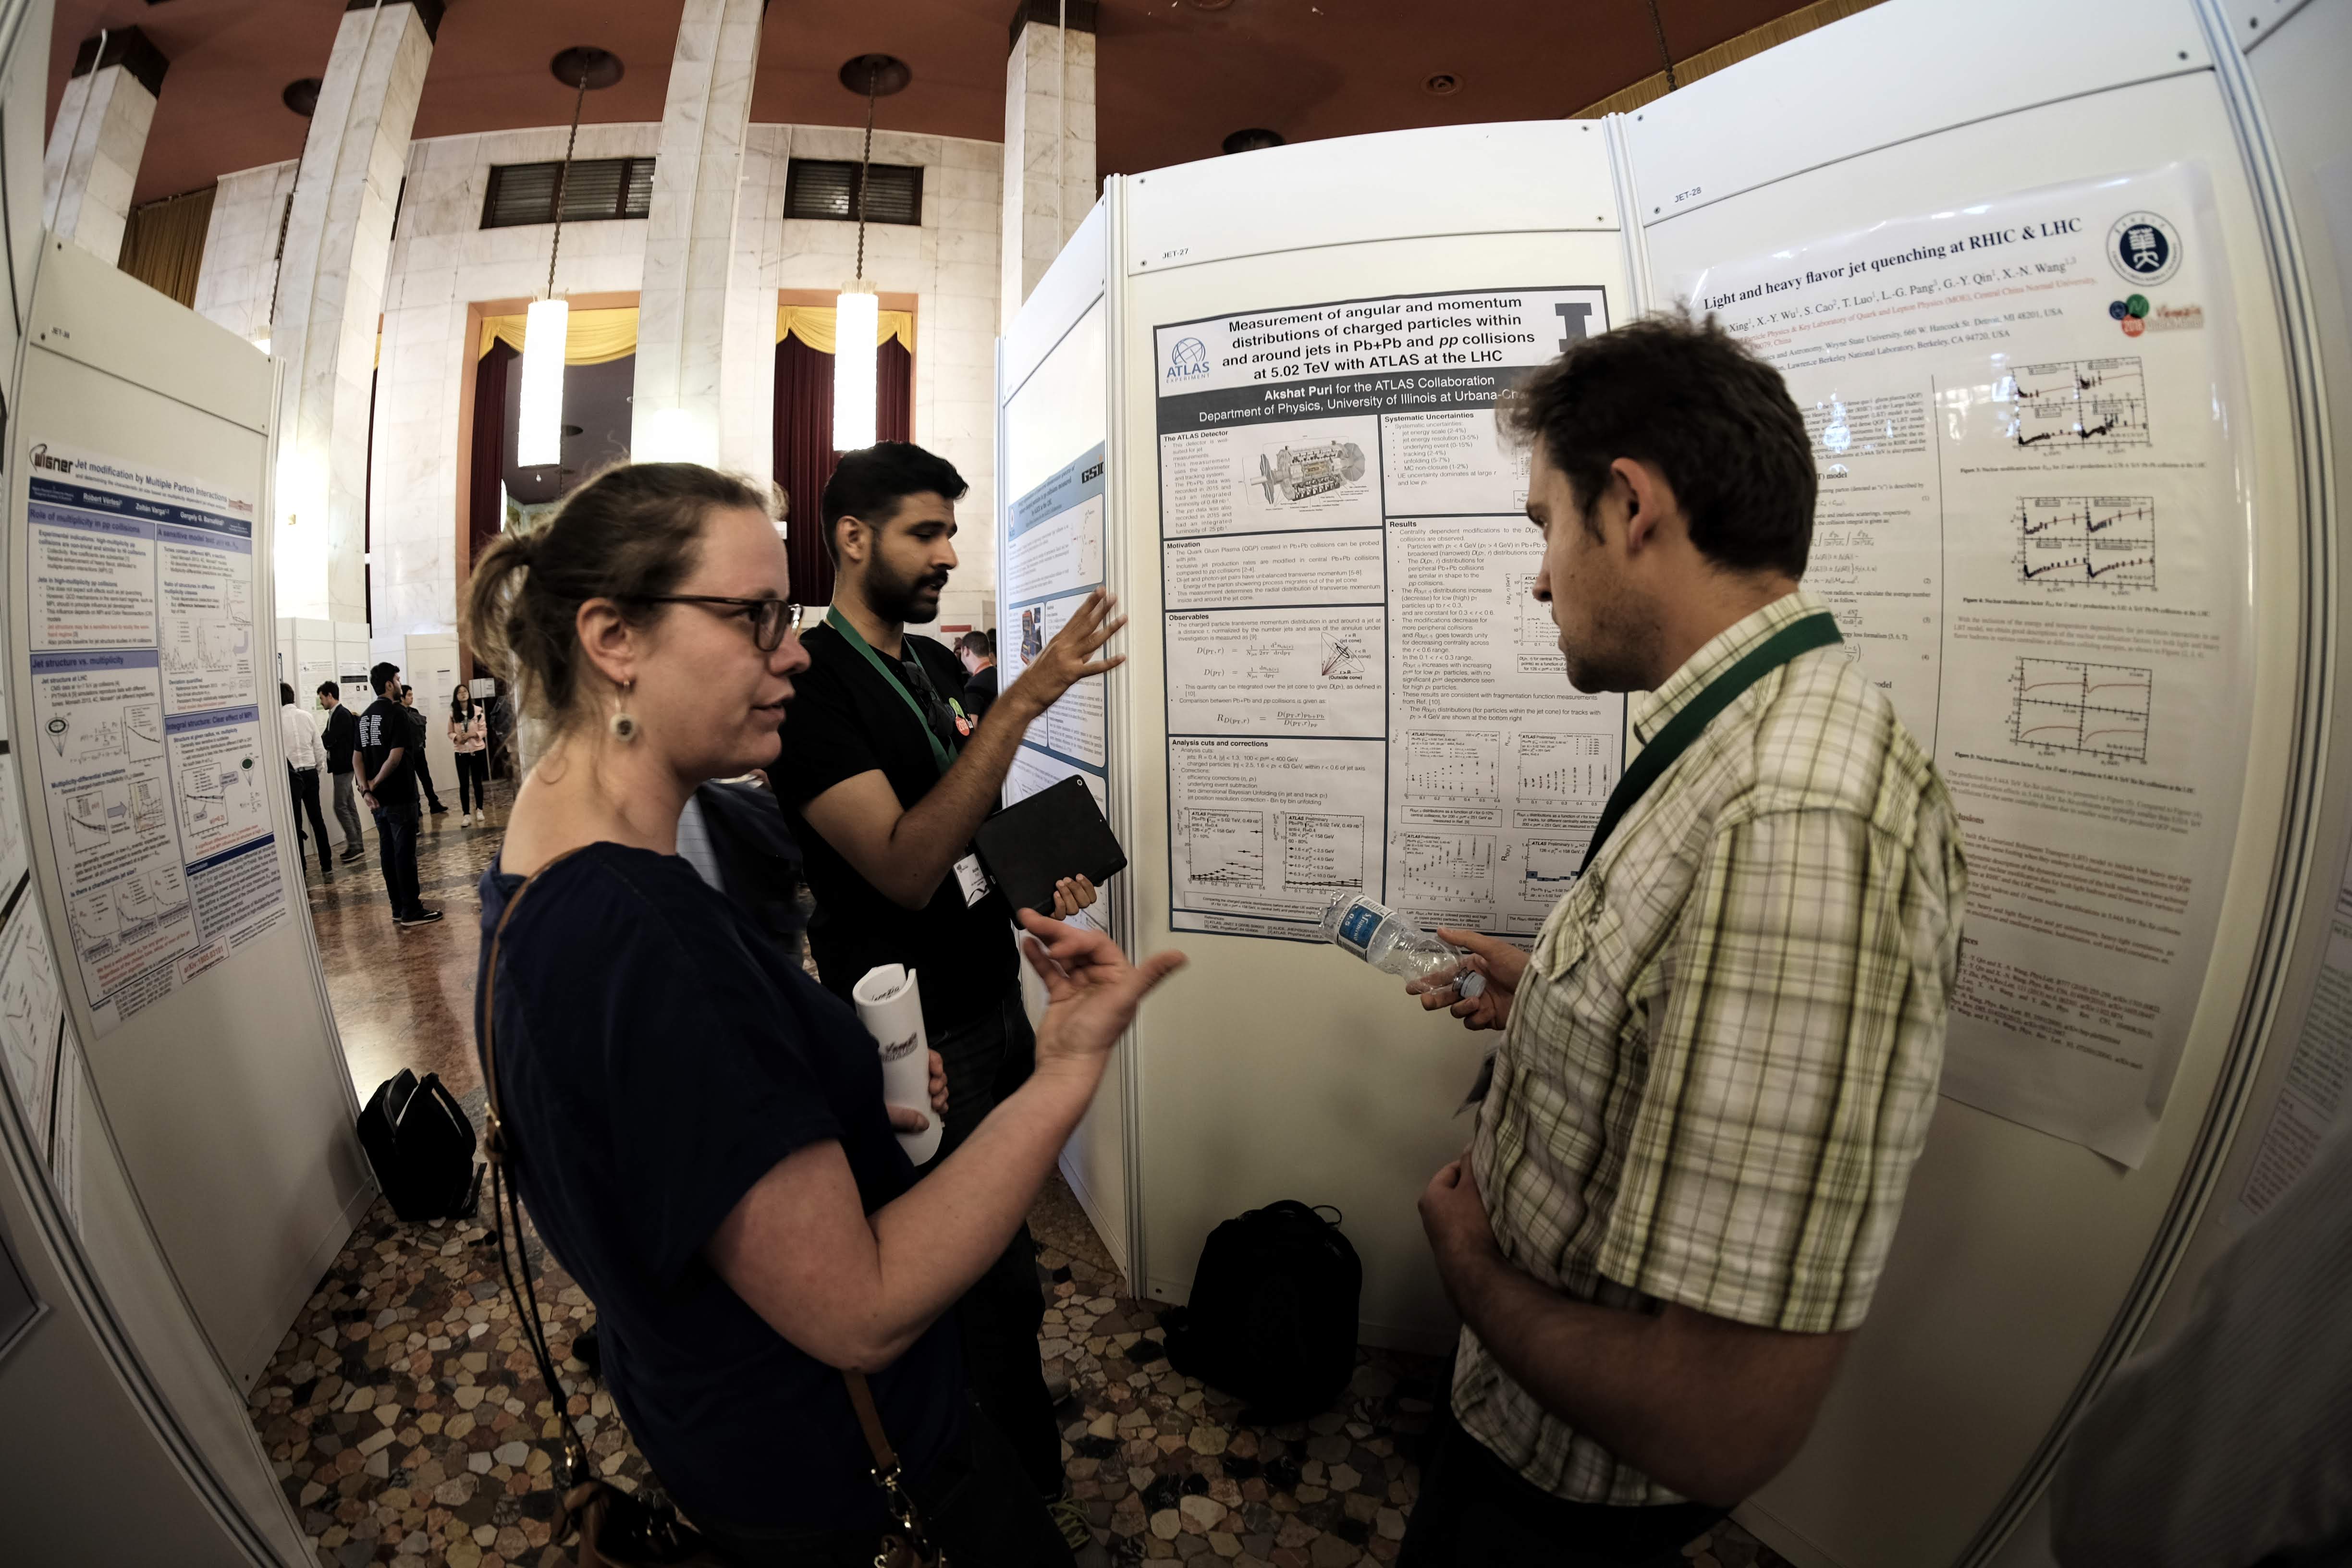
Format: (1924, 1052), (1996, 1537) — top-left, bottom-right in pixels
(282, 77), (320, 117)
(1186, 0), (1237, 10)
(1222, 128), (1284, 155)
(1423, 72), (1462, 97)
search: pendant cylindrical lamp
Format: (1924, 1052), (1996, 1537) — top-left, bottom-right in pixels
(520, 48), (622, 476)
(516, 297), (571, 467)
(832, 55), (907, 454)
(832, 284), (879, 452)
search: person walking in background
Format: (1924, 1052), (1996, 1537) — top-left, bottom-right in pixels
(280, 681), (333, 877)
(317, 681), (366, 864)
(450, 686), (490, 825)
(956, 630), (998, 720)
(360, 663), (441, 928)
(399, 684), (451, 814)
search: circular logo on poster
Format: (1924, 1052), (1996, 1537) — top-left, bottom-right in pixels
(2108, 211), (2181, 287)
(1166, 337), (1211, 381)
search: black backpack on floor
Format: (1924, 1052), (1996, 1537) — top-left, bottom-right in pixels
(356, 1070), (480, 1221)
(1163, 1200), (1362, 1422)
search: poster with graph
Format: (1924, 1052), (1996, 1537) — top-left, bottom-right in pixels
(1684, 164), (2251, 1165)
(20, 441), (284, 1035)
(1158, 285), (1625, 942)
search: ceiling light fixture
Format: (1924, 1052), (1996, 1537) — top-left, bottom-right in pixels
(833, 55), (910, 453)
(1422, 72), (1461, 97)
(282, 77), (321, 117)
(1222, 128), (1285, 155)
(519, 47), (622, 470)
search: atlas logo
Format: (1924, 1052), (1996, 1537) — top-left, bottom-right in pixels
(2108, 210), (2181, 288)
(29, 444), (73, 475)
(1166, 336), (1211, 381)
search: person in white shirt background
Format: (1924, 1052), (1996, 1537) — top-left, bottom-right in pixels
(280, 681), (334, 877)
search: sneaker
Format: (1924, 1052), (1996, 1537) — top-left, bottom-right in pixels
(397, 908), (444, 927)
(340, 847), (365, 863)
(1048, 1494), (1092, 1552)
(429, 803), (449, 814)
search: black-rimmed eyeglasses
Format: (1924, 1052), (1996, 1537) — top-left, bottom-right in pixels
(628, 596), (805, 652)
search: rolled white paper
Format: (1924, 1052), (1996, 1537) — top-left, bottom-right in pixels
(853, 963), (941, 1164)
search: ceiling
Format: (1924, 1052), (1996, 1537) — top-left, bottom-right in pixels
(45, 0), (1803, 208)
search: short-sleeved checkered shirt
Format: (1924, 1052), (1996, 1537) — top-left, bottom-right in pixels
(1451, 588), (1967, 1506)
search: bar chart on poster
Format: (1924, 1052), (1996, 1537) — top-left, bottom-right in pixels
(1154, 286), (1625, 942)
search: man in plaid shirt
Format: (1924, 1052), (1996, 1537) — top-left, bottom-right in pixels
(1397, 312), (1967, 1566)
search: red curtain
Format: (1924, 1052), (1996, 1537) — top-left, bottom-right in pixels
(773, 334), (915, 606)
(468, 341), (516, 576)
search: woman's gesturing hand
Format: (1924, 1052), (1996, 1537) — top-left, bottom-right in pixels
(1017, 908), (1185, 1078)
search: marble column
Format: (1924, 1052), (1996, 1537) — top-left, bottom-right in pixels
(270, 0), (439, 625)
(999, 0), (1096, 333)
(633, 0), (767, 472)
(41, 27), (168, 263)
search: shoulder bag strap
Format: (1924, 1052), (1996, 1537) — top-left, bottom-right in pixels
(845, 1371), (945, 1566)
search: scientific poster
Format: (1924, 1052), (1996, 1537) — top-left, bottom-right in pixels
(1154, 286), (1625, 941)
(0, 872), (79, 1231)
(21, 442), (285, 1035)
(1684, 165), (2251, 1166)
(1000, 441), (1112, 780)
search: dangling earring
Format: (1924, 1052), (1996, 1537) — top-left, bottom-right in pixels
(610, 680), (638, 742)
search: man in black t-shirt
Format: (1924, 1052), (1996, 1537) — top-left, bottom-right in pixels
(772, 441), (1121, 1531)
(956, 630), (998, 721)
(357, 662), (442, 928)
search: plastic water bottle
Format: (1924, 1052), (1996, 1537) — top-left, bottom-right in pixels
(1318, 894), (1484, 997)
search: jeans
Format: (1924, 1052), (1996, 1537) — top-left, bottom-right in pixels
(690, 1400), (1076, 1568)
(454, 750), (489, 813)
(917, 987), (1062, 1500)
(372, 801), (423, 919)
(330, 770), (365, 854)
(1396, 1403), (1727, 1568)
(287, 767), (331, 870)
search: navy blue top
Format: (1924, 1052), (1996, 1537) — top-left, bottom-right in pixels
(476, 843), (964, 1529)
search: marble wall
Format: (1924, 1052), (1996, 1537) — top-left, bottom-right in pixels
(1001, 22), (1096, 334)
(41, 63), (157, 263)
(195, 120), (1005, 648)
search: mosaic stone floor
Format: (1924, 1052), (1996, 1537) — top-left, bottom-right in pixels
(264, 784), (1796, 1568)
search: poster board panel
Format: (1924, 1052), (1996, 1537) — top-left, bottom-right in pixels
(1631, 63), (2305, 1568)
(13, 239), (368, 1385)
(1119, 213), (1634, 1347)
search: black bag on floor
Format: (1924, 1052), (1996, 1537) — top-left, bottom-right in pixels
(1163, 1200), (1361, 1422)
(357, 1069), (480, 1221)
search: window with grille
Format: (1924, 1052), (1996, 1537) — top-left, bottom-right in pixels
(481, 157), (657, 228)
(782, 159), (924, 226)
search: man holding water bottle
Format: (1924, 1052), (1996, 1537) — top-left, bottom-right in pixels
(1396, 312), (1968, 1566)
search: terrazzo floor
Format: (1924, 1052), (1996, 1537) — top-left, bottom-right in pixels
(260, 781), (1795, 1568)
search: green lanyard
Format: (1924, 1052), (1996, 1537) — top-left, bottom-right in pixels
(1579, 612), (1843, 876)
(825, 607), (958, 777)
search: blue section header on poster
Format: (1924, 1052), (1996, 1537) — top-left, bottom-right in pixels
(164, 706), (260, 736)
(29, 649), (161, 673)
(1009, 442), (1107, 540)
(28, 476), (253, 538)
(184, 835), (276, 877)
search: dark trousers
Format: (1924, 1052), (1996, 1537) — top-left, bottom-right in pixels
(413, 747), (445, 809)
(1397, 1403), (1727, 1568)
(692, 1400), (1075, 1568)
(372, 801), (423, 919)
(287, 767), (331, 871)
(454, 750), (489, 813)
(917, 988), (1063, 1501)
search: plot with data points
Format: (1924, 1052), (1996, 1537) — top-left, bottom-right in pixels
(2010, 658), (2151, 763)
(2015, 495), (2156, 590)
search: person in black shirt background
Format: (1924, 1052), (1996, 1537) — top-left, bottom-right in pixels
(398, 684), (450, 814)
(317, 681), (367, 863)
(358, 662), (441, 927)
(772, 442), (1120, 1540)
(956, 630), (998, 721)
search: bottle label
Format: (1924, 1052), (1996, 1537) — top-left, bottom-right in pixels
(1335, 901), (1383, 958)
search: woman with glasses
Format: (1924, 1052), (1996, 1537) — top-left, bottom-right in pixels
(463, 463), (1183, 1566)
